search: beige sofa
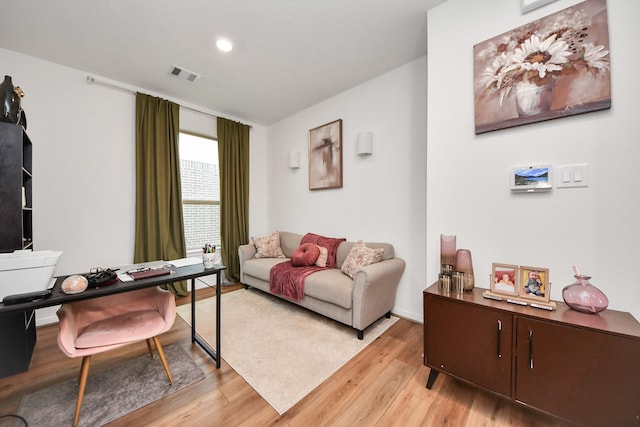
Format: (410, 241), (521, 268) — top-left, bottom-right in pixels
(238, 231), (406, 339)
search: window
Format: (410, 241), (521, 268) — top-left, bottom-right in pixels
(179, 132), (220, 253)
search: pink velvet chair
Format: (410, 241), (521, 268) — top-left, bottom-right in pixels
(57, 286), (176, 427)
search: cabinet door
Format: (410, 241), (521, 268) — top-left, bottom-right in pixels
(424, 294), (513, 396)
(0, 310), (36, 378)
(516, 317), (640, 427)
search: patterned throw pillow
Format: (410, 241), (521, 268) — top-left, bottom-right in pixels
(315, 246), (328, 267)
(341, 240), (384, 279)
(252, 232), (285, 258)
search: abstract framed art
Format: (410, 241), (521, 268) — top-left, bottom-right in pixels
(308, 119), (343, 190)
(474, 0), (611, 134)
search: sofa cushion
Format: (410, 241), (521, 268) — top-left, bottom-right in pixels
(243, 258), (289, 281)
(291, 243), (320, 267)
(252, 232), (286, 258)
(315, 246), (328, 267)
(303, 269), (354, 309)
(341, 240), (384, 279)
(279, 231), (304, 257)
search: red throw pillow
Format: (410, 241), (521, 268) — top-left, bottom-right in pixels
(300, 233), (346, 268)
(291, 243), (321, 267)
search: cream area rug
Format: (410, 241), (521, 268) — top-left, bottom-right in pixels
(176, 288), (398, 415)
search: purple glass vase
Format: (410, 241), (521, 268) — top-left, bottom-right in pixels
(440, 234), (456, 271)
(562, 275), (608, 314)
(454, 249), (474, 292)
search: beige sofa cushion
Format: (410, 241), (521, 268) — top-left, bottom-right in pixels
(303, 269), (354, 310)
(243, 258), (289, 281)
(279, 231), (304, 257)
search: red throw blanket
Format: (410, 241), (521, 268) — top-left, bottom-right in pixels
(270, 261), (324, 301)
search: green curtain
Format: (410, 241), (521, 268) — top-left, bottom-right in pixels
(134, 92), (188, 296)
(217, 117), (250, 283)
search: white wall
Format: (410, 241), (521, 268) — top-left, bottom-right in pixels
(266, 58), (427, 321)
(427, 0), (639, 320)
(0, 47), (267, 323)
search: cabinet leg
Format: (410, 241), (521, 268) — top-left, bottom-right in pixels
(426, 368), (439, 389)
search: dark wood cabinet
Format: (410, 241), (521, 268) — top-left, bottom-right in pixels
(0, 121), (33, 252)
(424, 283), (640, 427)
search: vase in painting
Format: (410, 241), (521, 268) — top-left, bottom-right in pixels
(514, 80), (555, 117)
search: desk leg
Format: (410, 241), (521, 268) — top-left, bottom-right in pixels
(216, 270), (221, 368)
(190, 278), (196, 343)
(191, 271), (222, 369)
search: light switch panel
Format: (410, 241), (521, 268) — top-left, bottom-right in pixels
(557, 163), (589, 188)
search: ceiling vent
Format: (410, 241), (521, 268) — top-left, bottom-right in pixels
(169, 65), (200, 82)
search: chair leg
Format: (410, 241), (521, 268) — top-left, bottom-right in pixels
(153, 336), (173, 384)
(74, 355), (92, 427)
(146, 338), (155, 358)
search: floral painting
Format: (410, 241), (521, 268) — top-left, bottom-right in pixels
(474, 0), (610, 134)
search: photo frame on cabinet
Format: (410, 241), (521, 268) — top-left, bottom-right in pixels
(518, 266), (550, 302)
(491, 263), (519, 296)
(308, 119), (343, 190)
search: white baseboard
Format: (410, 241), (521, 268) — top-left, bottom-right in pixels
(391, 307), (423, 324)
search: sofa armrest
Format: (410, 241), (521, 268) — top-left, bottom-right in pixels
(238, 243), (256, 282)
(352, 257), (406, 331)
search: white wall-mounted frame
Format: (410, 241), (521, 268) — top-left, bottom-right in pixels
(521, 0), (558, 14)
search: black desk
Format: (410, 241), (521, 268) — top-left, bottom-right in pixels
(0, 263), (226, 374)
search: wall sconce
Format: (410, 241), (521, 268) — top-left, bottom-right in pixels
(357, 131), (373, 156)
(289, 151), (301, 169)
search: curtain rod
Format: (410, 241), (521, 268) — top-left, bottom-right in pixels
(86, 75), (250, 126)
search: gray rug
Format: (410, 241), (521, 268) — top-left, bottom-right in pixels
(16, 344), (204, 427)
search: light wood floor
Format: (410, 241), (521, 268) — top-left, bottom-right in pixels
(0, 287), (571, 427)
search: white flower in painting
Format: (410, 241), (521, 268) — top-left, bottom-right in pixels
(480, 53), (518, 105)
(504, 34), (571, 80)
(581, 43), (609, 72)
(480, 54), (507, 91)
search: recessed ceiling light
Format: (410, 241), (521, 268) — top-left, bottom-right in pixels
(216, 38), (233, 52)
